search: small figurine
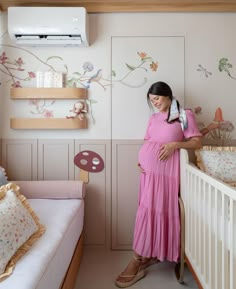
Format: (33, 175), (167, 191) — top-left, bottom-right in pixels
(66, 101), (88, 120)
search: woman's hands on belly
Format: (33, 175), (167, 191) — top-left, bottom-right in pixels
(158, 142), (176, 161)
(137, 163), (145, 173)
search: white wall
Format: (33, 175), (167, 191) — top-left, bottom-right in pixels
(0, 11), (7, 137)
(0, 12), (236, 140)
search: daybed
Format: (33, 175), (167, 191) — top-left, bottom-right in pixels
(0, 180), (85, 289)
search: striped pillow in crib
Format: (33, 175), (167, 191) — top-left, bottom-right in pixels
(195, 146), (236, 187)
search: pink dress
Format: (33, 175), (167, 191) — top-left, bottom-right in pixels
(133, 109), (201, 262)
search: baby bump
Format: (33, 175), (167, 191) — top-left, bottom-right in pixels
(138, 141), (161, 171)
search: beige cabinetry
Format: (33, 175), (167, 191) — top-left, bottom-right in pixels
(111, 140), (143, 249)
(1, 138), (111, 247)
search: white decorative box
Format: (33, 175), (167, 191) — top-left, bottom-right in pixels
(36, 71), (63, 88)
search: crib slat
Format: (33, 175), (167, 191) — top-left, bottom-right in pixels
(214, 190), (218, 289)
(193, 174), (196, 261)
(197, 177), (201, 270)
(229, 199), (233, 289)
(203, 181), (206, 280)
(185, 170), (190, 255)
(199, 180), (202, 276)
(186, 171), (189, 254)
(208, 185), (212, 289)
(190, 172), (194, 260)
(222, 195), (225, 289)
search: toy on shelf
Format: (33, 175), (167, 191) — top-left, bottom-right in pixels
(66, 101), (88, 120)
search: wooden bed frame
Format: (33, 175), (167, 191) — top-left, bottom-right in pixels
(60, 232), (84, 289)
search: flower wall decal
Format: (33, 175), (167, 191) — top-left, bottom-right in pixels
(0, 46), (158, 91)
(112, 51), (158, 88)
(66, 52), (158, 90)
(4, 43), (232, 133)
(0, 47), (59, 118)
(29, 99), (55, 118)
(0, 45), (158, 122)
(0, 51), (36, 87)
(66, 63), (107, 90)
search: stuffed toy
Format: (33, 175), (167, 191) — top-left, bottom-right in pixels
(66, 101), (88, 120)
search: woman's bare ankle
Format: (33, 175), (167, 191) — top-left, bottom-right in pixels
(116, 254), (143, 282)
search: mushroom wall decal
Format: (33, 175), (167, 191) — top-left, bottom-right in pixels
(74, 150), (104, 183)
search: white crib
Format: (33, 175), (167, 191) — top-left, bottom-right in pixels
(180, 149), (236, 289)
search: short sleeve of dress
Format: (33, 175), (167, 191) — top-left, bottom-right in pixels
(144, 114), (154, 140)
(183, 110), (203, 139)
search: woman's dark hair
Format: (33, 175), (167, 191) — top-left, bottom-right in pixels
(147, 81), (173, 101)
(147, 81), (180, 123)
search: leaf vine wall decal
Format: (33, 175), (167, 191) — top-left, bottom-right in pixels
(29, 99), (55, 118)
(218, 58), (236, 79)
(0, 44), (62, 87)
(112, 51), (158, 87)
(0, 51), (36, 87)
(0, 45), (158, 122)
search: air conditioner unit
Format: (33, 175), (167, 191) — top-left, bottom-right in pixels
(7, 7), (89, 47)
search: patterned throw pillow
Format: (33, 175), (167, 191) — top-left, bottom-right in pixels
(195, 146), (236, 187)
(0, 183), (45, 282)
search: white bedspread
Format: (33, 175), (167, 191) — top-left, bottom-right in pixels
(0, 198), (84, 289)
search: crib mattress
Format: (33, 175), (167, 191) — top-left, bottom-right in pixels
(0, 198), (84, 289)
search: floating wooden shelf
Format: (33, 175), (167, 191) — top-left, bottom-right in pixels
(10, 87), (88, 99)
(10, 118), (88, 129)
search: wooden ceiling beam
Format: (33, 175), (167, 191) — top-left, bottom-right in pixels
(1, 1), (236, 12)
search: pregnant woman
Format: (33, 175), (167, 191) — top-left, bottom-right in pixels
(115, 81), (202, 288)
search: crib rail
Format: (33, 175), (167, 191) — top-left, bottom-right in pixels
(180, 149), (236, 289)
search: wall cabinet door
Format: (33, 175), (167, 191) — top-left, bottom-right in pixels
(2, 139), (37, 180)
(75, 140), (111, 247)
(111, 140), (143, 249)
(38, 139), (75, 180)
